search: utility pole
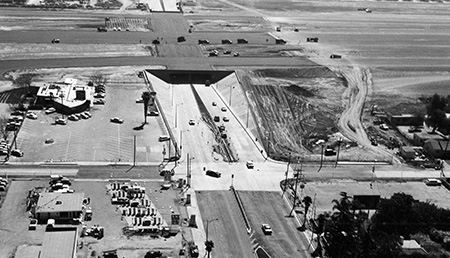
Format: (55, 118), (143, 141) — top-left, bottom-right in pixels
(335, 138), (342, 168)
(133, 135), (136, 167)
(187, 153), (191, 186)
(282, 153), (291, 198)
(290, 159), (303, 216)
(318, 144), (324, 173)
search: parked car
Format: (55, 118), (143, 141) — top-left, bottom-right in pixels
(11, 110), (24, 116)
(189, 120), (195, 125)
(26, 112), (37, 120)
(246, 161), (254, 169)
(212, 102), (217, 106)
(233, 52), (240, 57)
(223, 50), (231, 55)
(214, 116), (220, 122)
(55, 118), (67, 125)
(261, 224), (273, 235)
(136, 98), (144, 103)
(237, 38), (248, 44)
(218, 125), (226, 132)
(11, 149), (24, 157)
(152, 39), (160, 44)
(223, 116), (229, 122)
(177, 36), (186, 42)
(408, 127), (422, 133)
(51, 38), (60, 44)
(29, 219), (38, 230)
(45, 107), (56, 114)
(221, 107), (227, 112)
(379, 124), (389, 131)
(209, 50), (218, 57)
(221, 39), (232, 44)
(94, 92), (106, 98)
(148, 111), (159, 116)
(206, 170), (221, 178)
(68, 114), (79, 121)
(93, 99), (105, 105)
(159, 169), (175, 176)
(110, 117), (124, 124)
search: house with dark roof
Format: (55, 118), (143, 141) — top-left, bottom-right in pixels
(35, 192), (84, 222)
(423, 139), (450, 159)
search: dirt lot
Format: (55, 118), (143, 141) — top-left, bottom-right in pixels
(0, 179), (190, 258)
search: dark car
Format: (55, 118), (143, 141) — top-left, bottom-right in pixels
(214, 116), (220, 122)
(206, 170), (221, 178)
(152, 39), (160, 45)
(198, 39), (210, 44)
(177, 36), (186, 42)
(237, 38), (248, 44)
(221, 39), (232, 44)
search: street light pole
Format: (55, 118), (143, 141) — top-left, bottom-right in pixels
(206, 218), (218, 258)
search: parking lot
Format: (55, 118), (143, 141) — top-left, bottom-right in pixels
(13, 83), (168, 164)
(0, 179), (188, 258)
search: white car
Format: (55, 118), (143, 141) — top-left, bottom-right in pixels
(261, 224), (273, 235)
(425, 179), (442, 186)
(55, 118), (67, 125)
(136, 98), (144, 103)
(379, 124), (389, 131)
(26, 112), (37, 119)
(45, 107), (56, 114)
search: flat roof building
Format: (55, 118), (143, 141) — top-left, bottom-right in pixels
(41, 227), (78, 258)
(36, 192), (84, 222)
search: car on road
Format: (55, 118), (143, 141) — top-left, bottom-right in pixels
(45, 107), (56, 114)
(214, 116), (220, 122)
(379, 124), (389, 131)
(237, 38), (248, 44)
(11, 149), (24, 157)
(152, 39), (160, 44)
(198, 39), (210, 44)
(158, 135), (170, 142)
(26, 112), (37, 119)
(136, 98), (144, 103)
(209, 50), (218, 57)
(223, 116), (229, 122)
(221, 39), (232, 44)
(110, 117), (124, 124)
(261, 224), (273, 235)
(51, 38), (60, 44)
(218, 125), (226, 132)
(148, 111), (159, 116)
(223, 50), (231, 55)
(177, 36), (186, 42)
(221, 107), (227, 112)
(212, 102), (217, 106)
(97, 27), (107, 32)
(189, 120), (195, 125)
(246, 161), (254, 169)
(425, 179), (442, 186)
(206, 170), (221, 178)
(233, 52), (240, 57)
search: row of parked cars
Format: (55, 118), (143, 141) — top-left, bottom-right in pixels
(93, 84), (106, 105)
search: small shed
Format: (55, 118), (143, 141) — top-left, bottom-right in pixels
(399, 146), (417, 160)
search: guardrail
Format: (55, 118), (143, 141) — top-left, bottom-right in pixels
(142, 71), (180, 159)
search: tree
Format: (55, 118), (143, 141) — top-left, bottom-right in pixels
(0, 116), (9, 140)
(372, 192), (417, 237)
(142, 91), (151, 124)
(14, 73), (37, 94)
(89, 70), (108, 86)
(426, 94), (448, 133)
(302, 196), (313, 228)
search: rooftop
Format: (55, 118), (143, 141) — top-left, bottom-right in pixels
(36, 192), (84, 213)
(41, 227), (78, 258)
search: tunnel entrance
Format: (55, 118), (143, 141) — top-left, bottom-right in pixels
(144, 70), (234, 85)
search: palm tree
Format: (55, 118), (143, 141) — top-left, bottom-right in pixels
(142, 91), (150, 124)
(302, 196), (313, 228)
